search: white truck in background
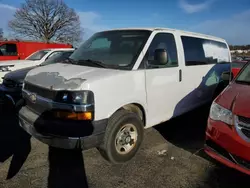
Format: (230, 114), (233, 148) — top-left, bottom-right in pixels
(0, 48), (75, 83)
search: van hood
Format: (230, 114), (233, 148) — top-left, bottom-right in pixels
(25, 63), (125, 90)
(216, 82), (250, 117)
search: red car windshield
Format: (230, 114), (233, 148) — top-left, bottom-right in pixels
(235, 62), (250, 84)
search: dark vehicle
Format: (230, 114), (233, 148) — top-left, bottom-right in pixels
(0, 49), (75, 113)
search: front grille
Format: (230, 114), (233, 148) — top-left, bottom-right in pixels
(241, 129), (250, 139)
(238, 116), (250, 124)
(237, 115), (250, 139)
(24, 82), (57, 100)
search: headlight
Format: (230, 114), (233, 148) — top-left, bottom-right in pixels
(53, 90), (94, 121)
(55, 90), (94, 105)
(209, 102), (233, 125)
(0, 65), (14, 72)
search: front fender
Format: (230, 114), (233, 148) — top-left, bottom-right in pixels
(88, 70), (147, 121)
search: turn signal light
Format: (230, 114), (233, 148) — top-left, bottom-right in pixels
(54, 111), (93, 120)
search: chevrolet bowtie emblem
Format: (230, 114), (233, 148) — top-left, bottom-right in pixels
(29, 93), (37, 103)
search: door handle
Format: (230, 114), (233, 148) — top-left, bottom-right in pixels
(179, 69), (182, 82)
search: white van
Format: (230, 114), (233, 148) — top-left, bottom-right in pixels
(19, 28), (231, 164)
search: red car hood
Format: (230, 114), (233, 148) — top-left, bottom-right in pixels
(216, 82), (250, 117)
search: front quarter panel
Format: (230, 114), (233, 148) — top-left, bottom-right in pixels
(87, 70), (147, 122)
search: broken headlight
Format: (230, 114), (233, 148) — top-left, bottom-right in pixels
(209, 102), (233, 125)
(55, 90), (94, 105)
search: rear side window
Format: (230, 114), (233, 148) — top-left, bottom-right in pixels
(181, 36), (230, 66)
(0, 43), (18, 56)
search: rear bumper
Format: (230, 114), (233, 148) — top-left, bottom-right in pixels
(19, 106), (107, 150)
(205, 118), (250, 175)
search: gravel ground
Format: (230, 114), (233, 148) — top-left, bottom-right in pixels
(0, 104), (249, 188)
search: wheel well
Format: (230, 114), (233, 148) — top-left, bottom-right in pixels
(120, 103), (146, 126)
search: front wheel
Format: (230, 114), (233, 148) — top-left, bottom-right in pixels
(98, 110), (144, 164)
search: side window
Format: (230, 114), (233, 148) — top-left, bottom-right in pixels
(145, 33), (178, 69)
(90, 38), (111, 49)
(204, 40), (230, 63)
(0, 43), (17, 56)
(181, 36), (229, 66)
(46, 51), (63, 60)
(181, 37), (206, 66)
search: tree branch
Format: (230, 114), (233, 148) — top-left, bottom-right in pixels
(8, 0), (83, 44)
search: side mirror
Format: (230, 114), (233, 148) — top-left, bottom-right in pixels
(148, 49), (168, 65)
(221, 71), (233, 82)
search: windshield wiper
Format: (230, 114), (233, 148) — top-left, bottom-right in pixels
(77, 59), (107, 68)
(235, 80), (250, 85)
(64, 57), (77, 64)
(66, 58), (129, 69)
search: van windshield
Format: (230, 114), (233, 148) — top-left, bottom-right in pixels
(69, 30), (151, 70)
(26, 50), (50, 61)
(235, 62), (250, 84)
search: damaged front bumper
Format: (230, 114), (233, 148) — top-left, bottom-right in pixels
(19, 106), (107, 150)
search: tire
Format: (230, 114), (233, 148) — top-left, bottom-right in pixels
(98, 109), (144, 164)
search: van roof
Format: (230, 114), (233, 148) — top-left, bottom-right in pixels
(102, 27), (226, 42)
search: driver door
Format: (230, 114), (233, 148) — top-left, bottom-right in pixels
(145, 32), (184, 127)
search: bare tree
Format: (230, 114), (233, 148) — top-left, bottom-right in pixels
(8, 0), (82, 44)
(0, 28), (3, 40)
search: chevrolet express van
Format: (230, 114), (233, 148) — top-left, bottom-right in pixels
(18, 28), (231, 164)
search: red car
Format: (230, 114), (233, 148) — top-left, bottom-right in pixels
(231, 60), (248, 78)
(205, 61), (250, 175)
